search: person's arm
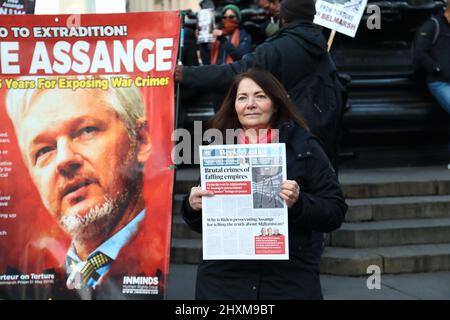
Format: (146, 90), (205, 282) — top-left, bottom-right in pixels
(174, 40), (279, 91)
(219, 30), (253, 61)
(289, 139), (347, 233)
(414, 19), (441, 74)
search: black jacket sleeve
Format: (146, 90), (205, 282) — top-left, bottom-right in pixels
(289, 139), (347, 233)
(414, 19), (441, 74)
(181, 39), (280, 91)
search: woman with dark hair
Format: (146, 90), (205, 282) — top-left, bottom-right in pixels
(182, 69), (347, 299)
(208, 68), (308, 134)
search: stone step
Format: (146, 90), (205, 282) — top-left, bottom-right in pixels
(174, 168), (199, 195)
(173, 194), (450, 222)
(170, 238), (202, 264)
(171, 195), (450, 240)
(345, 195), (450, 222)
(170, 239), (450, 275)
(320, 246), (382, 276)
(330, 218), (450, 248)
(175, 166), (450, 199)
(339, 143), (448, 169)
(321, 244), (450, 275)
(172, 195), (450, 239)
(340, 166), (450, 199)
(172, 194), (185, 216)
(172, 215), (201, 240)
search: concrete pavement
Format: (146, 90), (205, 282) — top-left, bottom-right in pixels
(167, 263), (450, 300)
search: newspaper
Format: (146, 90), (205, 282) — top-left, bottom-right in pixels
(199, 144), (289, 260)
(313, 0), (368, 37)
(197, 8), (215, 44)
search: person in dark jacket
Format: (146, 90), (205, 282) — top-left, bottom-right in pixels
(414, 1), (450, 167)
(175, 0), (339, 165)
(176, 0), (339, 261)
(199, 4), (253, 65)
(182, 27), (200, 67)
(182, 69), (347, 299)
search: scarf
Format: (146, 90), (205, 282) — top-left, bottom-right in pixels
(237, 128), (278, 144)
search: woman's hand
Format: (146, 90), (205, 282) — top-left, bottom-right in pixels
(279, 180), (300, 208)
(188, 186), (214, 211)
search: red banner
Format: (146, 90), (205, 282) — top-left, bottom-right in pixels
(0, 11), (180, 299)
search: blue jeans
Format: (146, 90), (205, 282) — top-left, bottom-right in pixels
(428, 81), (450, 154)
(428, 81), (450, 114)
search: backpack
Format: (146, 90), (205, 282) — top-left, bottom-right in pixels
(287, 53), (349, 169)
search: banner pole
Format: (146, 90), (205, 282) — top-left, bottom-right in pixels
(175, 10), (186, 130)
(168, 12), (186, 299)
(327, 29), (336, 52)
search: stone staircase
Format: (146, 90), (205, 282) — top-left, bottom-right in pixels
(170, 166), (450, 276)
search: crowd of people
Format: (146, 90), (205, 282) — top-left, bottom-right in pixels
(182, 0), (282, 67)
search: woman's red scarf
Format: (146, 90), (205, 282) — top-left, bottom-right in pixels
(238, 128), (278, 144)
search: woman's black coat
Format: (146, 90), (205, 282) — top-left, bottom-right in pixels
(182, 122), (348, 299)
